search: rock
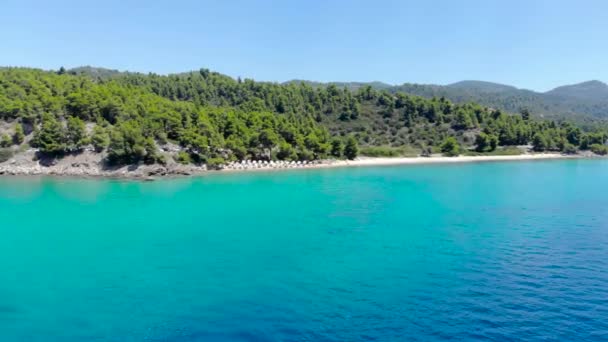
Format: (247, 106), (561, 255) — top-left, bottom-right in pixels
(147, 167), (167, 176)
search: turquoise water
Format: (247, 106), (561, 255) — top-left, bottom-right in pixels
(1, 160), (608, 341)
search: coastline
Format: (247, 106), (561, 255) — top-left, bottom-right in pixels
(0, 152), (596, 180)
(313, 153), (577, 168)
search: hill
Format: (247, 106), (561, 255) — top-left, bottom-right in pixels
(0, 66), (607, 174)
(447, 80), (520, 93)
(286, 79), (608, 122)
(69, 67), (608, 121)
(285, 80), (393, 92)
(546, 80), (608, 101)
(67, 66), (124, 79)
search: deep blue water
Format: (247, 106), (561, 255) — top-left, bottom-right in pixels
(1, 159), (607, 341)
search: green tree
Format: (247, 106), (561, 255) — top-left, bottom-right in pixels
(206, 156), (226, 169)
(66, 116), (87, 151)
(304, 133), (329, 158)
(330, 138), (343, 158)
(452, 109), (473, 129)
(566, 126), (581, 146)
(276, 142), (297, 160)
(440, 137), (460, 156)
(1, 134), (11, 147)
(475, 132), (498, 152)
(33, 114), (66, 155)
(225, 136), (247, 160)
(91, 125), (110, 152)
(562, 143), (577, 154)
(13, 124), (24, 145)
(343, 136), (359, 160)
(175, 151), (192, 164)
(532, 132), (549, 151)
(520, 108), (531, 120)
(590, 144), (608, 155)
(258, 129), (279, 159)
(107, 122), (146, 164)
(143, 137), (162, 164)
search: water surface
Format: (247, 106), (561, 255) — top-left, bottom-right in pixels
(1, 160), (607, 341)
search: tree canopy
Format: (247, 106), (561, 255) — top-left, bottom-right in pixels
(1, 67), (607, 166)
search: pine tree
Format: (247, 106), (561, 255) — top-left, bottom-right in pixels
(34, 114), (66, 155)
(343, 136), (359, 160)
(330, 138), (343, 158)
(13, 124), (25, 145)
(1, 134), (12, 147)
(440, 137), (460, 157)
(91, 125), (110, 152)
(66, 116), (87, 151)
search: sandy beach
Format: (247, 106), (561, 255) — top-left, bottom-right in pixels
(325, 153), (575, 168)
(220, 153), (583, 173)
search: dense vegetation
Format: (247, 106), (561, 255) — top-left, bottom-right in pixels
(0, 67), (607, 167)
(0, 68), (334, 166)
(295, 79), (608, 123)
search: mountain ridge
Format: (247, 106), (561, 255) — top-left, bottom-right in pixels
(22, 65), (608, 95)
(546, 80), (608, 100)
(284, 78), (608, 120)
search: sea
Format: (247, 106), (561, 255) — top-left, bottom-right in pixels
(1, 159), (607, 341)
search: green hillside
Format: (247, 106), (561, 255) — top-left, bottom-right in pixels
(289, 79), (608, 123)
(1, 66), (607, 167)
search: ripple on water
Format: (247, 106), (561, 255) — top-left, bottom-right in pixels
(1, 160), (608, 341)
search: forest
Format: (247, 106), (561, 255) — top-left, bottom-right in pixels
(1, 67), (607, 167)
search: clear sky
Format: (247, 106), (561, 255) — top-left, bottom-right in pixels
(1, 0), (606, 91)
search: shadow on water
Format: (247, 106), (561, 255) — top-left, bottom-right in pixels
(0, 304), (19, 315)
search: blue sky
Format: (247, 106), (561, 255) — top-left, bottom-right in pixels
(1, 0), (606, 91)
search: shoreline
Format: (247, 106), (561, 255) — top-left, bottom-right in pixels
(219, 153), (589, 175)
(0, 153), (598, 180)
(323, 153), (581, 168)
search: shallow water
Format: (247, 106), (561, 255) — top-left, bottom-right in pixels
(1, 160), (607, 341)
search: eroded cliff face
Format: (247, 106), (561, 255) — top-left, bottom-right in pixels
(0, 149), (204, 178)
(0, 147), (327, 179)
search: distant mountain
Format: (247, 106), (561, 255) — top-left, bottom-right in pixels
(285, 80), (393, 91)
(447, 80), (520, 93)
(289, 79), (607, 121)
(68, 66), (124, 79)
(546, 80), (608, 101)
(392, 82), (557, 117)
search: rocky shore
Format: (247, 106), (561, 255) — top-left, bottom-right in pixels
(0, 149), (328, 179)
